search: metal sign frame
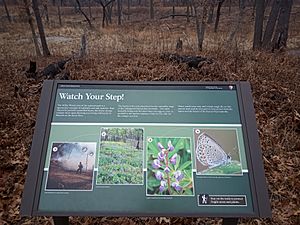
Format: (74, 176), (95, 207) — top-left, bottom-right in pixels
(21, 81), (271, 222)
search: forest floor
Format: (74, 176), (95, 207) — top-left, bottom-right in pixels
(0, 4), (300, 225)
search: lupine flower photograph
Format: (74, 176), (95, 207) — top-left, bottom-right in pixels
(147, 137), (193, 196)
(96, 128), (144, 185)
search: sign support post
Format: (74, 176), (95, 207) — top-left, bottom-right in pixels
(222, 218), (239, 225)
(53, 216), (69, 225)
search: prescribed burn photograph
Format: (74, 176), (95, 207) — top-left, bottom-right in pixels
(147, 137), (193, 196)
(194, 129), (242, 175)
(46, 142), (96, 190)
(97, 128), (143, 185)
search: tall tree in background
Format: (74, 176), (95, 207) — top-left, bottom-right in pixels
(150, 0), (154, 19)
(271, 0), (293, 49)
(253, 0), (265, 49)
(57, 1), (62, 26)
(227, 0), (245, 44)
(117, 0), (122, 25)
(24, 0), (41, 56)
(89, 0), (92, 20)
(253, 0), (293, 50)
(42, 0), (50, 24)
(193, 0), (209, 51)
(3, 0), (11, 22)
(214, 0), (225, 32)
(75, 0), (93, 28)
(32, 0), (51, 56)
(95, 0), (114, 28)
(207, 0), (215, 24)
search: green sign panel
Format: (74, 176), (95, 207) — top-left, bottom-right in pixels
(21, 81), (271, 219)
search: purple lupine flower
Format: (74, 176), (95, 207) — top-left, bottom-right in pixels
(164, 166), (170, 174)
(157, 151), (165, 161)
(171, 182), (182, 192)
(159, 180), (167, 192)
(152, 159), (161, 169)
(167, 140), (174, 151)
(170, 153), (177, 165)
(155, 171), (164, 180)
(174, 170), (184, 181)
(157, 142), (165, 151)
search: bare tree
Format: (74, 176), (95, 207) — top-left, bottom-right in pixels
(23, 0), (41, 56)
(149, 0), (154, 19)
(127, 0), (130, 20)
(253, 0), (294, 50)
(271, 0), (293, 49)
(95, 0), (115, 27)
(214, 0), (225, 32)
(253, 0), (265, 49)
(74, 0), (93, 28)
(32, 0), (51, 56)
(207, 0), (215, 24)
(227, 0), (245, 45)
(89, 0), (93, 20)
(57, 3), (62, 26)
(3, 0), (11, 22)
(186, 0), (191, 22)
(193, 0), (209, 51)
(42, 0), (50, 24)
(117, 0), (122, 25)
(172, 0), (175, 19)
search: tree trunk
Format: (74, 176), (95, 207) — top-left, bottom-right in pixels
(194, 0), (208, 51)
(75, 0), (93, 28)
(261, 0), (281, 49)
(186, 1), (190, 22)
(172, 0), (175, 19)
(228, 0), (231, 15)
(194, 3), (201, 51)
(214, 0), (225, 32)
(58, 4), (62, 26)
(32, 0), (51, 56)
(24, 0), (41, 56)
(127, 0), (130, 20)
(207, 1), (214, 24)
(149, 0), (154, 19)
(199, 1), (208, 51)
(43, 2), (50, 23)
(253, 0), (265, 49)
(271, 0), (293, 50)
(227, 0), (245, 45)
(3, 0), (11, 22)
(89, 0), (92, 20)
(107, 3), (113, 24)
(117, 0), (122, 25)
(102, 6), (106, 27)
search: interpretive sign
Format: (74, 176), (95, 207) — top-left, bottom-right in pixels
(21, 81), (271, 222)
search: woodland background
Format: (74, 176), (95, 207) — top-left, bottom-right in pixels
(0, 0), (299, 224)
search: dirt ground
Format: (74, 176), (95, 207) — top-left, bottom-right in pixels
(0, 3), (300, 225)
(46, 161), (93, 190)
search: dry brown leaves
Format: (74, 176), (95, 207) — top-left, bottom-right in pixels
(0, 49), (299, 225)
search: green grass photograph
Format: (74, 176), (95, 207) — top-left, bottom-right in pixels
(96, 128), (143, 185)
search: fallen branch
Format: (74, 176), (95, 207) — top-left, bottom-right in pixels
(160, 53), (213, 68)
(160, 14), (195, 20)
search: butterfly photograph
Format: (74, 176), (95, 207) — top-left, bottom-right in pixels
(193, 129), (243, 176)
